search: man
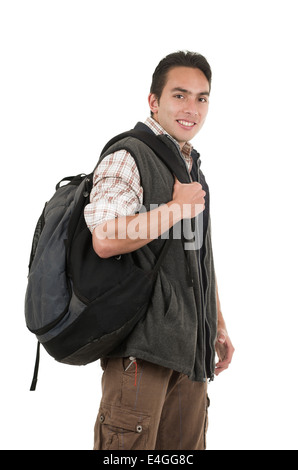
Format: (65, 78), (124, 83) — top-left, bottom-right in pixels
(84, 51), (234, 450)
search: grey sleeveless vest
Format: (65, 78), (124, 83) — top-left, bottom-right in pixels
(96, 130), (218, 382)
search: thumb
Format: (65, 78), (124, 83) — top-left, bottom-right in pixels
(217, 332), (226, 344)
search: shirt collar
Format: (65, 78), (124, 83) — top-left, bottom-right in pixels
(144, 117), (193, 163)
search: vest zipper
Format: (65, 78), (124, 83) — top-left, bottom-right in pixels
(197, 170), (214, 381)
(196, 229), (208, 379)
(202, 220), (215, 381)
(174, 143), (209, 381)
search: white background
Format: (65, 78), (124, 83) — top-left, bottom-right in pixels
(1, 0), (297, 450)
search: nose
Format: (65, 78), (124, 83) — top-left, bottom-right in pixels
(184, 99), (199, 117)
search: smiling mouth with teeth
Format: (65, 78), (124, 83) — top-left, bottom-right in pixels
(177, 120), (196, 128)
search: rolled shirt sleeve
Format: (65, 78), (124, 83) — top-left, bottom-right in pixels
(84, 149), (144, 233)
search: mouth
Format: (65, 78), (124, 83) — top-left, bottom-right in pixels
(176, 120), (197, 129)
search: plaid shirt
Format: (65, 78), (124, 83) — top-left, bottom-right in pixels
(84, 117), (194, 233)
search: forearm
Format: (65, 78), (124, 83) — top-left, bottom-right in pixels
(216, 278), (226, 331)
(92, 201), (182, 258)
(215, 277), (235, 374)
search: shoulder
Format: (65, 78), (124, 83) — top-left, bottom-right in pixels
(93, 147), (140, 183)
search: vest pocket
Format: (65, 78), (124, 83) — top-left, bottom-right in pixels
(95, 404), (150, 450)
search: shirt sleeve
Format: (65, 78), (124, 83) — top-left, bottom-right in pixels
(84, 149), (143, 233)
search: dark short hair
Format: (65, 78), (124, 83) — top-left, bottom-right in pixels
(150, 50), (212, 103)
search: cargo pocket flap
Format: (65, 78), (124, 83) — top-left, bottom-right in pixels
(99, 404), (150, 433)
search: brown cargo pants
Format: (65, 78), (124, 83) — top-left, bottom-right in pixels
(93, 357), (209, 450)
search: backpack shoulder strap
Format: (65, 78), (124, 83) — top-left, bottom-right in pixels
(100, 129), (189, 183)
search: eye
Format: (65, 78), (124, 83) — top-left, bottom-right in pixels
(174, 94), (184, 99)
(199, 97), (208, 103)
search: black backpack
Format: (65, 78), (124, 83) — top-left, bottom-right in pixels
(25, 130), (188, 390)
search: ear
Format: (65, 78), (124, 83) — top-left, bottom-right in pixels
(148, 93), (159, 116)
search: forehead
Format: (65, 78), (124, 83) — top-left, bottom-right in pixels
(164, 66), (210, 93)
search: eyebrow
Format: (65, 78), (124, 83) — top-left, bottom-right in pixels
(171, 87), (210, 96)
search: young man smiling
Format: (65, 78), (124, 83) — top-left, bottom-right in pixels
(84, 51), (234, 450)
(148, 66), (210, 147)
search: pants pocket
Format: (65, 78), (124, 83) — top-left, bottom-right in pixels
(94, 403), (150, 450)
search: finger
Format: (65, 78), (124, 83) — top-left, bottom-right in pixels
(215, 365), (228, 376)
(217, 328), (227, 343)
(216, 358), (230, 368)
(216, 350), (233, 370)
(217, 333), (226, 344)
(215, 361), (230, 375)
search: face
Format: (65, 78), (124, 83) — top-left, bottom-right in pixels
(148, 66), (210, 149)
